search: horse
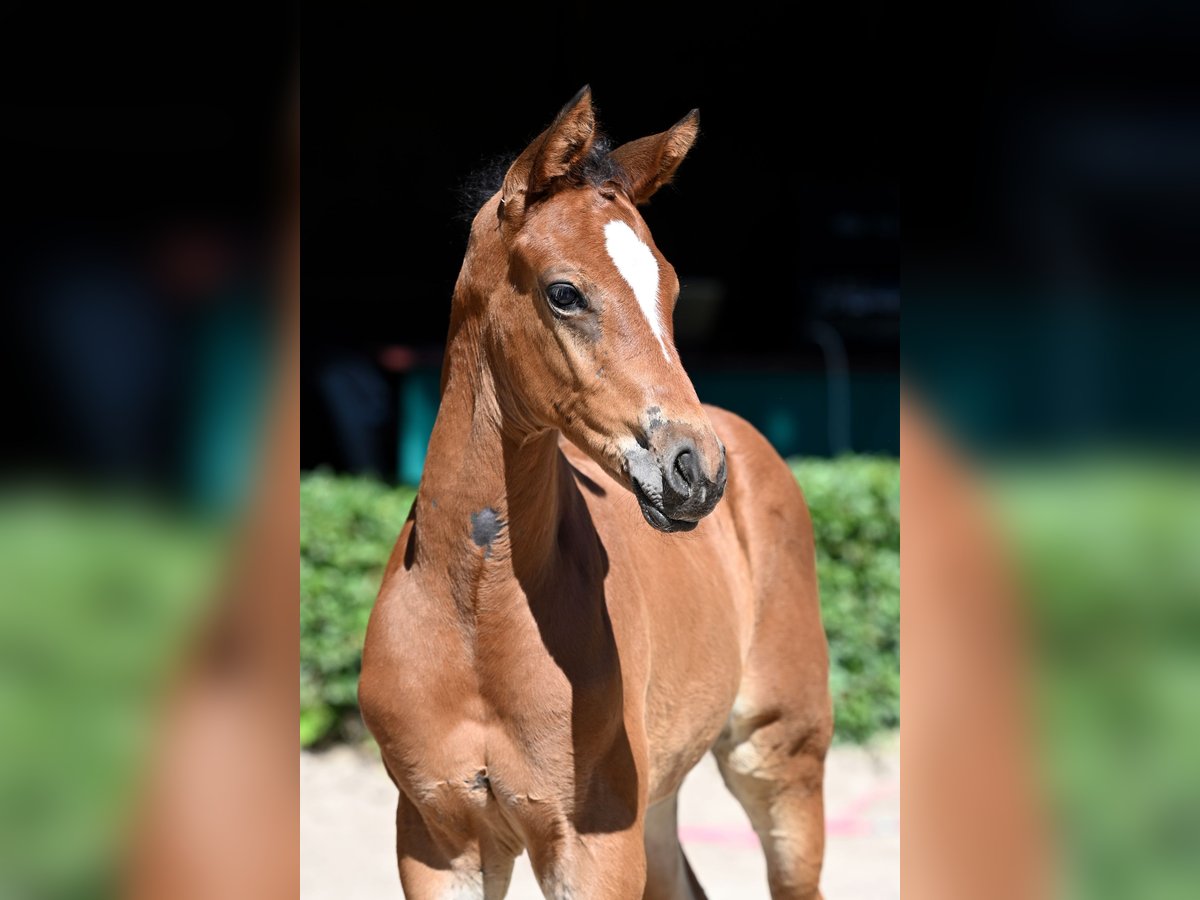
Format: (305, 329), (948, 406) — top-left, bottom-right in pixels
(359, 87), (832, 900)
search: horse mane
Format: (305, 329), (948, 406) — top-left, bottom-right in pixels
(457, 154), (514, 222)
(457, 134), (628, 222)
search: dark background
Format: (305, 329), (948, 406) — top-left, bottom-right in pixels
(305, 4), (900, 478)
(0, 3), (899, 493)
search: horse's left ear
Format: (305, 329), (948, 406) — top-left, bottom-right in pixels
(609, 109), (700, 205)
(500, 86), (596, 227)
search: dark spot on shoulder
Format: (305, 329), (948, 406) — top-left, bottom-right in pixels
(469, 769), (490, 791)
(470, 507), (503, 550)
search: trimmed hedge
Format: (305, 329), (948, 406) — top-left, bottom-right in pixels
(790, 457), (900, 743)
(300, 476), (416, 745)
(300, 457), (898, 746)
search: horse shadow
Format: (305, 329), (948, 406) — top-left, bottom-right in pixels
(505, 447), (638, 837)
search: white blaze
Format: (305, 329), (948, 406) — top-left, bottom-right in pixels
(603, 219), (670, 361)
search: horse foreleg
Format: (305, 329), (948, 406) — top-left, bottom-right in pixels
(642, 792), (707, 900)
(394, 790), (515, 900)
(527, 822), (647, 900)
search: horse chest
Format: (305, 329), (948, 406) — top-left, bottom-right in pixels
(377, 574), (626, 831)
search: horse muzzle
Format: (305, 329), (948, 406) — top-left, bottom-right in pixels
(625, 432), (727, 533)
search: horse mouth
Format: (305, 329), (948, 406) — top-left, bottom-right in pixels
(631, 481), (699, 533)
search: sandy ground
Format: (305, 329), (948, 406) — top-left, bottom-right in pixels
(301, 736), (897, 899)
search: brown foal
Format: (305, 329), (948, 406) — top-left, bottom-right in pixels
(359, 88), (832, 900)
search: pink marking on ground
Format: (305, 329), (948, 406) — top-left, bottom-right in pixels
(678, 824), (761, 850)
(678, 781), (899, 848)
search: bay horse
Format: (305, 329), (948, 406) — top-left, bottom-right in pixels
(359, 88), (832, 900)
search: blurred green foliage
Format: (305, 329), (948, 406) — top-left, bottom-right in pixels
(0, 489), (218, 898)
(300, 458), (900, 747)
(996, 460), (1200, 899)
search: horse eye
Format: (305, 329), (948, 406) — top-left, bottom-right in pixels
(546, 282), (587, 312)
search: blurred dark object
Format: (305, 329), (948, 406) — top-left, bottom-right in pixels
(307, 350), (394, 477)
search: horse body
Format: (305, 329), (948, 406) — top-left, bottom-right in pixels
(360, 89), (831, 900)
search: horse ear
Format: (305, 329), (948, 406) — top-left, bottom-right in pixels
(609, 110), (700, 205)
(500, 86), (596, 225)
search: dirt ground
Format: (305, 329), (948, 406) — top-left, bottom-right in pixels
(300, 736), (898, 899)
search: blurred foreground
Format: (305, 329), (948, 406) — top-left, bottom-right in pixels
(0, 5), (298, 897)
(903, 0), (1200, 894)
(903, 408), (1200, 899)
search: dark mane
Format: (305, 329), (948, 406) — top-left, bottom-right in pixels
(457, 133), (628, 222)
(457, 153), (514, 222)
(559, 135), (627, 194)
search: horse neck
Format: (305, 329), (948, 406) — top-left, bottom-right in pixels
(414, 319), (567, 591)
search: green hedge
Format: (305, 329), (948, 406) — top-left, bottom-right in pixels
(300, 477), (416, 745)
(300, 457), (899, 746)
(790, 458), (900, 743)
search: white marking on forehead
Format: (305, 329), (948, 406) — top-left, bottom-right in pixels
(603, 219), (671, 361)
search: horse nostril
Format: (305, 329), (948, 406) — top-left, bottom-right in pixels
(674, 451), (691, 484)
(673, 448), (697, 488)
